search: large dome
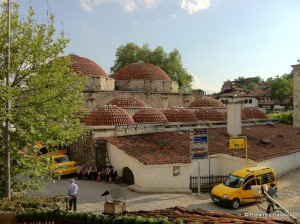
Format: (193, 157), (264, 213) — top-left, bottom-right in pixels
(113, 61), (171, 81)
(69, 54), (108, 77)
(108, 96), (147, 108)
(133, 108), (168, 124)
(84, 105), (134, 126)
(188, 97), (226, 109)
(242, 107), (267, 120)
(194, 108), (226, 121)
(162, 108), (198, 123)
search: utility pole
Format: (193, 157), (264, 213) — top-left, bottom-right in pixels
(4, 0), (11, 199)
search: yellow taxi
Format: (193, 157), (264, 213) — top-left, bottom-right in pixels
(211, 166), (277, 209)
(50, 153), (78, 176)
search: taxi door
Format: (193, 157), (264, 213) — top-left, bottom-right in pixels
(240, 178), (261, 203)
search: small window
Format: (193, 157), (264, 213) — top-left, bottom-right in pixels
(249, 99), (252, 103)
(258, 172), (275, 184)
(244, 99), (248, 104)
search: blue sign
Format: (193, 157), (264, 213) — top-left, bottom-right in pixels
(192, 136), (208, 144)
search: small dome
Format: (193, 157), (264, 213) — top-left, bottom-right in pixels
(133, 108), (168, 124)
(162, 108), (198, 123)
(113, 61), (171, 81)
(108, 96), (147, 108)
(242, 107), (267, 120)
(188, 97), (226, 109)
(69, 54), (108, 77)
(84, 105), (134, 126)
(194, 108), (227, 121)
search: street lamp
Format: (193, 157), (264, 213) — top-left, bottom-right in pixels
(4, 0), (11, 199)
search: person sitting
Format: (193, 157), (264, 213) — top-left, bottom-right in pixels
(88, 166), (98, 180)
(105, 166), (111, 182)
(97, 167), (107, 182)
(108, 166), (117, 183)
(78, 165), (88, 180)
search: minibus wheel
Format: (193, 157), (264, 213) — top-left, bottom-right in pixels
(232, 198), (240, 209)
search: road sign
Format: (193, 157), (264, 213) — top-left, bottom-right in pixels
(229, 137), (246, 149)
(190, 128), (208, 159)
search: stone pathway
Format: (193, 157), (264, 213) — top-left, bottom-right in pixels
(28, 168), (300, 221)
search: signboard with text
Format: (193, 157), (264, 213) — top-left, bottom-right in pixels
(190, 128), (208, 159)
(229, 137), (246, 149)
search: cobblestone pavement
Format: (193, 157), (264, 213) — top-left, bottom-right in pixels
(28, 168), (300, 220)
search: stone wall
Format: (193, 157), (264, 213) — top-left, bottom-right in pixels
(69, 135), (96, 167)
(115, 80), (179, 93)
(84, 90), (194, 110)
(85, 77), (115, 91)
(292, 64), (300, 128)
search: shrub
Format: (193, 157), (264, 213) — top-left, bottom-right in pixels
(268, 112), (293, 125)
(0, 194), (67, 212)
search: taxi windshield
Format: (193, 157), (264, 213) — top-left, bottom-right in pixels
(54, 155), (69, 163)
(224, 175), (245, 188)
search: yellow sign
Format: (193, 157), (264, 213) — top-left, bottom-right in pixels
(229, 137), (246, 149)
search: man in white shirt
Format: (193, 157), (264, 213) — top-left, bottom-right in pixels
(68, 179), (79, 212)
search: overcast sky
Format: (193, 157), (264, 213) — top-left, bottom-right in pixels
(14, 0), (300, 93)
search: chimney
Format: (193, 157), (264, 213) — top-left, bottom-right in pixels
(292, 63), (300, 128)
(227, 102), (242, 136)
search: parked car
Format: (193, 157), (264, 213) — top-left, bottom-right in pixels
(211, 166), (277, 209)
(51, 153), (78, 176)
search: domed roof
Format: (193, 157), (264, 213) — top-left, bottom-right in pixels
(194, 108), (227, 121)
(113, 61), (171, 81)
(188, 97), (226, 109)
(84, 105), (134, 126)
(133, 108), (168, 124)
(242, 107), (267, 120)
(162, 108), (198, 123)
(108, 96), (147, 108)
(69, 54), (108, 77)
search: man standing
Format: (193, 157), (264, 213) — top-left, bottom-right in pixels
(68, 179), (79, 212)
(266, 183), (278, 214)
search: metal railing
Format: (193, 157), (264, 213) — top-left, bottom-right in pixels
(190, 175), (228, 192)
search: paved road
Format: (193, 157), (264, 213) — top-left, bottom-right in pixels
(28, 168), (300, 220)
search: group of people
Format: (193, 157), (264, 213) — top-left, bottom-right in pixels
(77, 165), (117, 183)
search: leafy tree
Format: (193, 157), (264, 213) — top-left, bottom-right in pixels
(268, 74), (293, 101)
(110, 43), (193, 92)
(0, 3), (85, 197)
(267, 112), (293, 125)
(234, 76), (262, 90)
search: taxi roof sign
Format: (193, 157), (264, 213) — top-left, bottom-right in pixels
(229, 137), (246, 149)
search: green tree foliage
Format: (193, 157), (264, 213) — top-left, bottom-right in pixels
(267, 74), (293, 101)
(110, 43), (193, 92)
(0, 3), (85, 197)
(267, 112), (293, 125)
(234, 76), (262, 90)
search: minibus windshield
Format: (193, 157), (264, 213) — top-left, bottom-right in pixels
(224, 175), (245, 188)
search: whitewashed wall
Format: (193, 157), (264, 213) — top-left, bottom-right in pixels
(190, 154), (256, 176)
(107, 143), (144, 187)
(107, 143), (191, 192)
(257, 152), (300, 176)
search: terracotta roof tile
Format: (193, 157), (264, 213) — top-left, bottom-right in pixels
(127, 207), (293, 224)
(113, 61), (171, 81)
(188, 97), (226, 109)
(69, 54), (108, 77)
(84, 105), (134, 126)
(133, 108), (168, 124)
(105, 131), (190, 165)
(194, 108), (227, 121)
(162, 108), (198, 123)
(103, 123), (300, 164)
(242, 107), (268, 120)
(108, 96), (147, 108)
(220, 89), (271, 98)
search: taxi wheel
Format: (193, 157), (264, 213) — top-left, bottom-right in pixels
(232, 198), (240, 209)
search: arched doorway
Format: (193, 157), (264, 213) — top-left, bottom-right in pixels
(122, 167), (135, 185)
